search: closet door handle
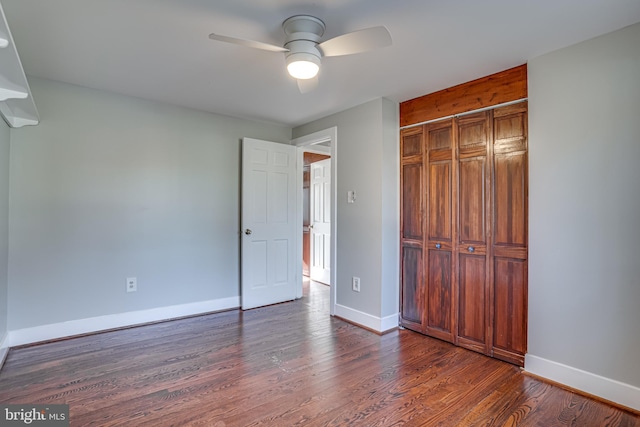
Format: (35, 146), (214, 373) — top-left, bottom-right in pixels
(467, 246), (475, 253)
(435, 243), (441, 249)
(245, 229), (252, 235)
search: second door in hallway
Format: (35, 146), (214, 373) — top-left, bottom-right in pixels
(310, 158), (331, 285)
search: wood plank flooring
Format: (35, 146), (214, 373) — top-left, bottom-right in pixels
(0, 281), (638, 426)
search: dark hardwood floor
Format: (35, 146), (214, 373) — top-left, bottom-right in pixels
(0, 281), (637, 426)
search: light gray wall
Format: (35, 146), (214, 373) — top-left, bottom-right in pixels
(380, 99), (400, 318)
(8, 78), (291, 330)
(293, 98), (399, 319)
(0, 119), (9, 342)
(528, 22), (640, 387)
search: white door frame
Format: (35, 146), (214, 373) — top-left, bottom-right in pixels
(292, 127), (337, 316)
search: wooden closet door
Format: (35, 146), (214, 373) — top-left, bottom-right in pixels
(398, 100), (528, 367)
(425, 120), (455, 343)
(492, 102), (528, 366)
(400, 127), (426, 331)
(456, 112), (491, 354)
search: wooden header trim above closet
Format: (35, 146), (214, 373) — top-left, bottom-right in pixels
(399, 64), (527, 128)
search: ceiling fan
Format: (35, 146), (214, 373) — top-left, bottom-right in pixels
(209, 15), (392, 93)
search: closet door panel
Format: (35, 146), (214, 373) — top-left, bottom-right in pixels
(493, 257), (527, 365)
(429, 126), (452, 150)
(425, 120), (454, 343)
(492, 102), (528, 366)
(402, 132), (423, 158)
(458, 158), (486, 244)
(401, 245), (424, 326)
(494, 152), (527, 247)
(426, 121), (453, 246)
(426, 249), (454, 342)
(494, 109), (527, 154)
(402, 163), (423, 241)
(428, 162), (452, 242)
(458, 254), (487, 348)
(400, 127), (426, 331)
(400, 160), (425, 330)
(456, 112), (491, 354)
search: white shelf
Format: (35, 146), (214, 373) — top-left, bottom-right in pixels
(0, 2), (38, 128)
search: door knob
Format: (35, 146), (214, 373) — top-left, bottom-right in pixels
(435, 243), (441, 249)
(245, 229), (252, 235)
(309, 224), (314, 229)
(467, 246), (475, 252)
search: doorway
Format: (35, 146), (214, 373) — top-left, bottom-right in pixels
(293, 127), (337, 315)
(304, 155), (330, 284)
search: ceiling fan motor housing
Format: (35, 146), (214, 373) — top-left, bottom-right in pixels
(282, 15), (325, 39)
(283, 15), (325, 70)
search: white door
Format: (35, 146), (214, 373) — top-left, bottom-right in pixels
(241, 138), (297, 309)
(310, 158), (331, 285)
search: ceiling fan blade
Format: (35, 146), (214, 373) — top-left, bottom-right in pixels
(297, 76), (319, 94)
(318, 26), (392, 57)
(209, 33), (288, 53)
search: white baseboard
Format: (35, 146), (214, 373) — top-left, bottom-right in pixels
(380, 313), (400, 332)
(0, 331), (8, 349)
(8, 296), (240, 348)
(334, 304), (398, 333)
(525, 354), (640, 412)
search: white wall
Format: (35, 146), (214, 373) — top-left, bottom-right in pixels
(528, 22), (640, 408)
(8, 78), (291, 332)
(0, 119), (9, 346)
(293, 98), (399, 331)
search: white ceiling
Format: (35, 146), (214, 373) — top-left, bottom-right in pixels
(3, 0), (640, 127)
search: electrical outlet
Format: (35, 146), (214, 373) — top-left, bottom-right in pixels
(352, 276), (360, 292)
(126, 277), (137, 293)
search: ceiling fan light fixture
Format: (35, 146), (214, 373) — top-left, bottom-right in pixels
(286, 52), (320, 80)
